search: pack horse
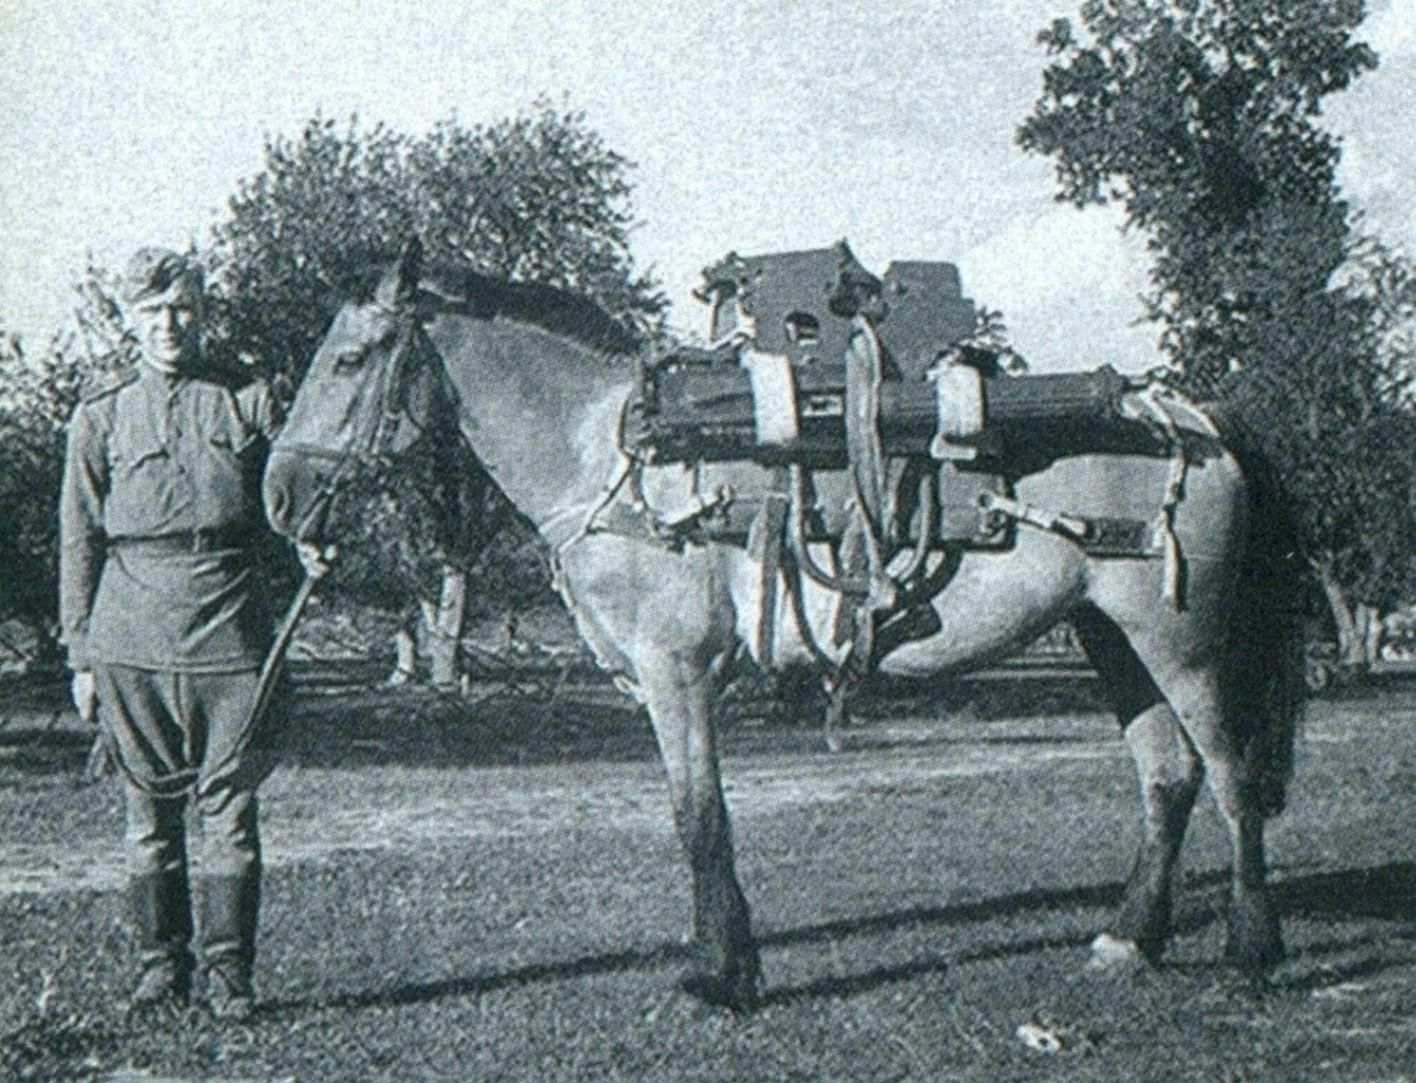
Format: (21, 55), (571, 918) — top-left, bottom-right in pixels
(263, 240), (1301, 1010)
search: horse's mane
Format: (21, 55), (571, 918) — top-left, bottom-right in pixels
(335, 251), (645, 360)
(417, 261), (643, 359)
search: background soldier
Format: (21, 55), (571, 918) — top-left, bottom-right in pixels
(60, 248), (317, 1020)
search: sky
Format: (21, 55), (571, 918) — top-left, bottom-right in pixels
(2, 0), (1413, 372)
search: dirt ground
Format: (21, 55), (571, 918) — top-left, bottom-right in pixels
(1, 671), (1412, 1081)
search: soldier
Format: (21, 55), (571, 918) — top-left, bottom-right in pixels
(60, 248), (322, 1021)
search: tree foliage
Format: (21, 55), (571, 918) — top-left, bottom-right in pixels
(961, 307), (1029, 373)
(0, 330), (66, 654)
(1018, 0), (1376, 391)
(209, 103), (664, 389)
(1018, 0), (1412, 655)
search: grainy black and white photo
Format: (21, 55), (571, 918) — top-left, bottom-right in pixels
(1, 2), (1412, 1080)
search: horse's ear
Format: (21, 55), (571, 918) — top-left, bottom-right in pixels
(375, 237), (423, 308)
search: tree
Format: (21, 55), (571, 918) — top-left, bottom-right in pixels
(961, 306), (1029, 373)
(1018, 0), (1376, 391)
(1017, 0), (1413, 667)
(1282, 233), (1416, 664)
(207, 103), (664, 685)
(210, 104), (664, 385)
(0, 329), (63, 668)
(0, 265), (143, 670)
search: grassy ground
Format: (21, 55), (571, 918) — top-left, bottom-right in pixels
(1, 672), (1412, 1082)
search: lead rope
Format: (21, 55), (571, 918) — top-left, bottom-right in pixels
(194, 325), (420, 801)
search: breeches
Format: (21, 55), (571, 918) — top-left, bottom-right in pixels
(95, 666), (275, 880)
(123, 780), (259, 881)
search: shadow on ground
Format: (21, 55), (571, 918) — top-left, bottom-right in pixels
(266, 861), (1413, 1014)
(0, 676), (1113, 784)
(0, 729), (95, 778)
(1275, 860), (1414, 924)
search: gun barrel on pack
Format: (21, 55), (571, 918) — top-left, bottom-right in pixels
(635, 361), (1140, 465)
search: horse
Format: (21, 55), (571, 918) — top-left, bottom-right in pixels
(263, 241), (1303, 1011)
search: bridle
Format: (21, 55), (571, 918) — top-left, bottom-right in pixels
(279, 304), (444, 540)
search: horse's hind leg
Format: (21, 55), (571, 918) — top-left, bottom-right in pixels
(1073, 606), (1203, 966)
(640, 652), (761, 1011)
(1123, 636), (1283, 973)
(1101, 704), (1204, 965)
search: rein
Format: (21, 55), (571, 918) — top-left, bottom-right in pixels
(198, 312), (440, 793)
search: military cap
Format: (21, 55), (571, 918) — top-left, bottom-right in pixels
(121, 247), (204, 304)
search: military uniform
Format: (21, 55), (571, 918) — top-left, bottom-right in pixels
(59, 250), (283, 1018)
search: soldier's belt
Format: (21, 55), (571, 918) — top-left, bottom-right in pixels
(110, 528), (259, 555)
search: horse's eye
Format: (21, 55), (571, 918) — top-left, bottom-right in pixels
(332, 350), (365, 371)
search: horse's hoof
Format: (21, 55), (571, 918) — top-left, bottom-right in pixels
(1087, 933), (1151, 972)
(1223, 943), (1284, 974)
(1223, 933), (1284, 974)
(1224, 909), (1284, 974)
(678, 969), (761, 1013)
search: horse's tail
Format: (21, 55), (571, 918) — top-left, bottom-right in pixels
(1215, 413), (1308, 818)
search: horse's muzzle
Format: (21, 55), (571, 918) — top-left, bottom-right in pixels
(262, 449), (329, 542)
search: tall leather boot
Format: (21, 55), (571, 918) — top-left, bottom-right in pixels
(127, 867), (194, 1014)
(198, 871), (261, 1020)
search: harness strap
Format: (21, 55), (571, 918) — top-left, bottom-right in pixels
(742, 349), (800, 446)
(844, 317), (890, 550)
(780, 537), (841, 675)
(746, 487), (790, 667)
(1127, 386), (1193, 610)
(979, 491), (1090, 540)
(927, 359), (985, 461)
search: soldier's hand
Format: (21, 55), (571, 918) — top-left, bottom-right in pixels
(70, 670), (98, 724)
(296, 541), (336, 580)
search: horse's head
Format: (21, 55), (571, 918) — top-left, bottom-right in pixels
(264, 239), (454, 541)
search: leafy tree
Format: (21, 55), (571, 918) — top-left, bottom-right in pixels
(0, 329), (64, 668)
(1237, 233), (1416, 664)
(209, 103), (664, 386)
(206, 103), (664, 684)
(1018, 0), (1412, 666)
(961, 306), (1029, 373)
(0, 266), (143, 669)
(1018, 0), (1376, 391)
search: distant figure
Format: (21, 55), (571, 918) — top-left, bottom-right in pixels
(59, 248), (322, 1020)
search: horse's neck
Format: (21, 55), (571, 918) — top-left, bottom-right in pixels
(428, 313), (633, 543)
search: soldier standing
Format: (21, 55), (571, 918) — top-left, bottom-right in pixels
(60, 248), (320, 1020)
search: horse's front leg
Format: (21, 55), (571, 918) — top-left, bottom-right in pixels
(641, 652), (760, 1011)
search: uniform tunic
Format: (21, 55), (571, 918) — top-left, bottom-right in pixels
(60, 364), (281, 673)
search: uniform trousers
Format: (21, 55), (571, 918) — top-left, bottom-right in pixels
(95, 666), (267, 873)
(94, 665), (274, 979)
